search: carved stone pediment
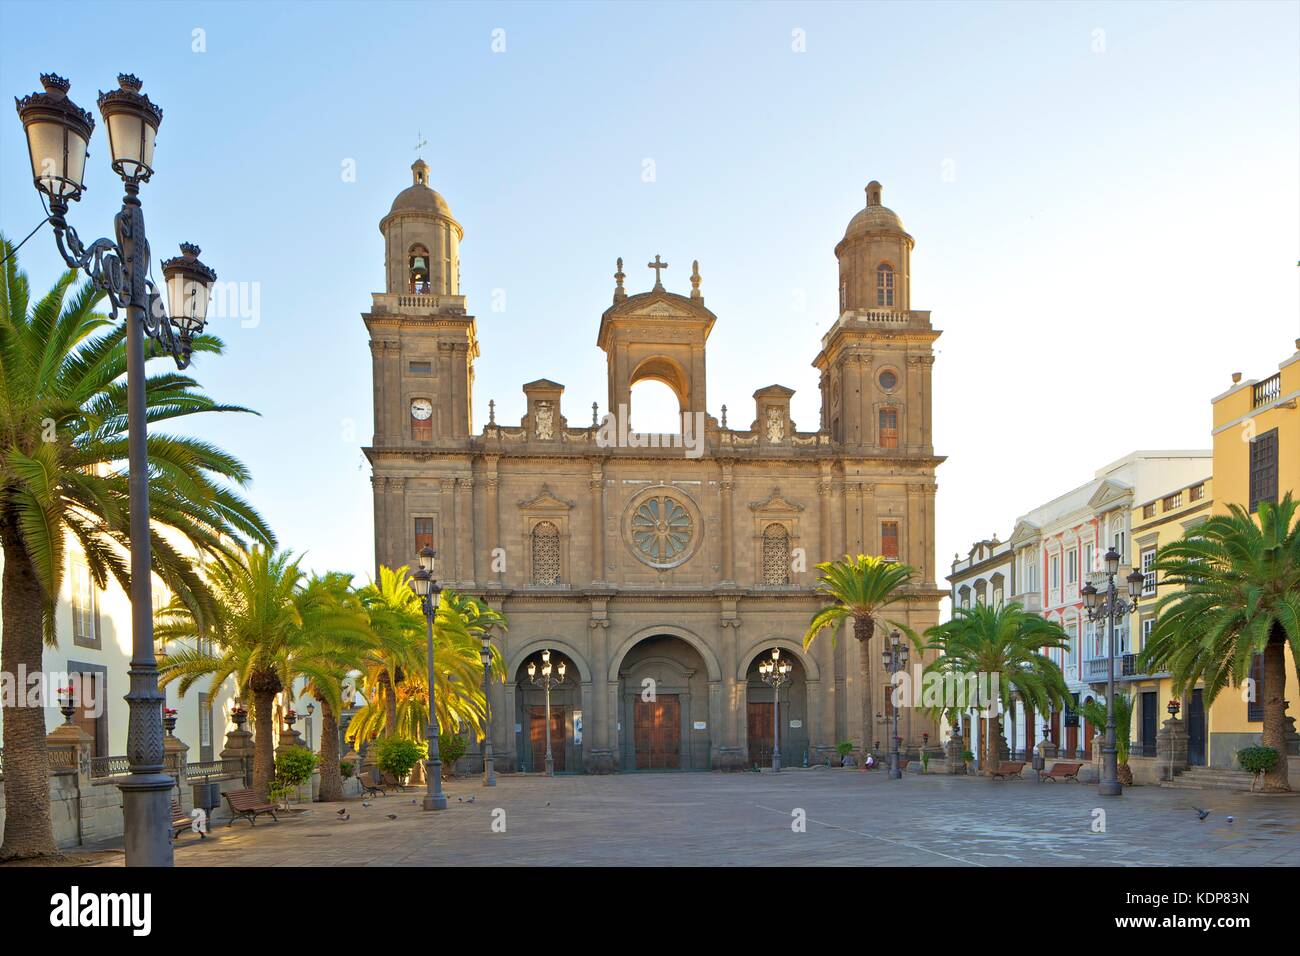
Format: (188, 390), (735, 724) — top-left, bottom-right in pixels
(517, 484), (576, 512)
(1087, 478), (1133, 513)
(1009, 519), (1041, 547)
(748, 487), (804, 514)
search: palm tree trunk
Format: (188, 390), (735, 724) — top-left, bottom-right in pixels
(379, 669), (398, 735)
(316, 700), (343, 801)
(251, 688), (277, 795)
(0, 524), (58, 860)
(1261, 629), (1292, 792)
(854, 615), (875, 752)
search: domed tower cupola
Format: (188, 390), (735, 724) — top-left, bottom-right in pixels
(834, 180), (914, 314)
(379, 159), (464, 296)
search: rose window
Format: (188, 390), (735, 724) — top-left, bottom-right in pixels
(630, 494), (694, 566)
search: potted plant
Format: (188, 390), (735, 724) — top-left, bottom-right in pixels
(1237, 746), (1280, 792)
(162, 707), (178, 736)
(962, 749), (975, 774)
(835, 741), (854, 767)
(272, 748), (319, 808)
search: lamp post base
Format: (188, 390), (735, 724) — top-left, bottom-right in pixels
(1097, 779), (1123, 797)
(422, 794), (448, 811)
(545, 755), (555, 777)
(772, 750), (782, 773)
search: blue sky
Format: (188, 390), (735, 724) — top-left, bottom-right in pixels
(1, 0), (1297, 582)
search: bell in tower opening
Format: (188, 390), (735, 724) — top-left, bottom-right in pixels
(409, 244), (430, 293)
(380, 159), (463, 297)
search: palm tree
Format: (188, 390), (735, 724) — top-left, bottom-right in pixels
(923, 602), (1071, 775)
(347, 569), (502, 758)
(156, 547), (370, 794)
(803, 554), (915, 750)
(0, 238), (273, 861)
(292, 572), (373, 802)
(350, 566), (426, 745)
(1138, 495), (1300, 792)
(1082, 692), (1134, 785)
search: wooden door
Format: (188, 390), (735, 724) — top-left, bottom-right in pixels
(1065, 724), (1078, 757)
(1187, 690), (1206, 766)
(529, 706), (565, 772)
(747, 701), (774, 766)
(634, 695), (680, 770)
(1138, 691), (1156, 756)
(73, 672), (102, 758)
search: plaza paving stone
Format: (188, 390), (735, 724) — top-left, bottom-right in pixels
(106, 769), (1300, 867)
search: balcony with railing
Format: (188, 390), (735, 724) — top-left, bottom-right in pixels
(1253, 373), (1282, 408)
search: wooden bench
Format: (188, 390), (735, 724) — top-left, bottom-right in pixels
(991, 761), (1026, 781)
(170, 799), (205, 840)
(361, 769), (405, 797)
(223, 788), (279, 826)
(1037, 761), (1083, 783)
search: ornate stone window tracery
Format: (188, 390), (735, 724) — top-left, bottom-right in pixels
(761, 523), (791, 585)
(530, 520), (561, 585)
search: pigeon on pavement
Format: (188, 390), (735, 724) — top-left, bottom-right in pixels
(386, 813), (398, 820)
(1194, 807), (1211, 821)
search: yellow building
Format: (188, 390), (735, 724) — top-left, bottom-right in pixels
(1127, 476), (1212, 763)
(1200, 342), (1300, 767)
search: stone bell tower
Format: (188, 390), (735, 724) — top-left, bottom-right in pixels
(364, 161), (479, 574)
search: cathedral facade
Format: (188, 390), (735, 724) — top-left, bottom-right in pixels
(364, 162), (944, 772)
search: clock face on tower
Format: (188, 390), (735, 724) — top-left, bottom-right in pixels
(410, 398), (434, 421)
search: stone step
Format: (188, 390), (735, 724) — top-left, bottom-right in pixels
(1161, 768), (1254, 792)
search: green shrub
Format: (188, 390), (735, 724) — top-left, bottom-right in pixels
(340, 760), (355, 780)
(961, 750), (975, 762)
(1237, 745), (1279, 775)
(274, 748), (318, 790)
(373, 736), (428, 779)
(437, 733), (467, 772)
(835, 741), (854, 757)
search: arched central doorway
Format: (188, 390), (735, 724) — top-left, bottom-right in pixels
(514, 648), (583, 773)
(743, 648), (809, 768)
(616, 634), (712, 771)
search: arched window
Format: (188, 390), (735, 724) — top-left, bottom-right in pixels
(876, 264), (895, 307)
(530, 521), (561, 585)
(409, 245), (430, 293)
(991, 573), (1005, 609)
(762, 524), (791, 585)
(959, 585), (971, 608)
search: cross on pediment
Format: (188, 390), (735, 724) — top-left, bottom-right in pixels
(647, 255), (669, 288)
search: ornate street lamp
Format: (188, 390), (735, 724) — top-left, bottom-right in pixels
(479, 628), (497, 787)
(1081, 547), (1145, 797)
(881, 630), (910, 780)
(16, 72), (217, 867)
(527, 649), (566, 776)
(758, 648), (793, 772)
(410, 547), (447, 810)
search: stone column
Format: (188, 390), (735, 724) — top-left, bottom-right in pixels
(484, 458), (502, 584)
(386, 476), (406, 573)
(438, 341), (454, 439)
(718, 615), (744, 770)
(1156, 716), (1189, 780)
(500, 682), (518, 773)
(439, 476), (457, 581)
(221, 715), (256, 787)
(457, 475), (474, 586)
(588, 612), (615, 773)
(945, 722), (967, 774)
(589, 468), (606, 584)
(719, 464), (735, 584)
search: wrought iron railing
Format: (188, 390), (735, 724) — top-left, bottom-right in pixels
(90, 754), (132, 778)
(1253, 373), (1281, 408)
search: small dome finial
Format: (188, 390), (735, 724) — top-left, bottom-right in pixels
(690, 259), (702, 299)
(866, 181), (883, 207)
(411, 158), (430, 187)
